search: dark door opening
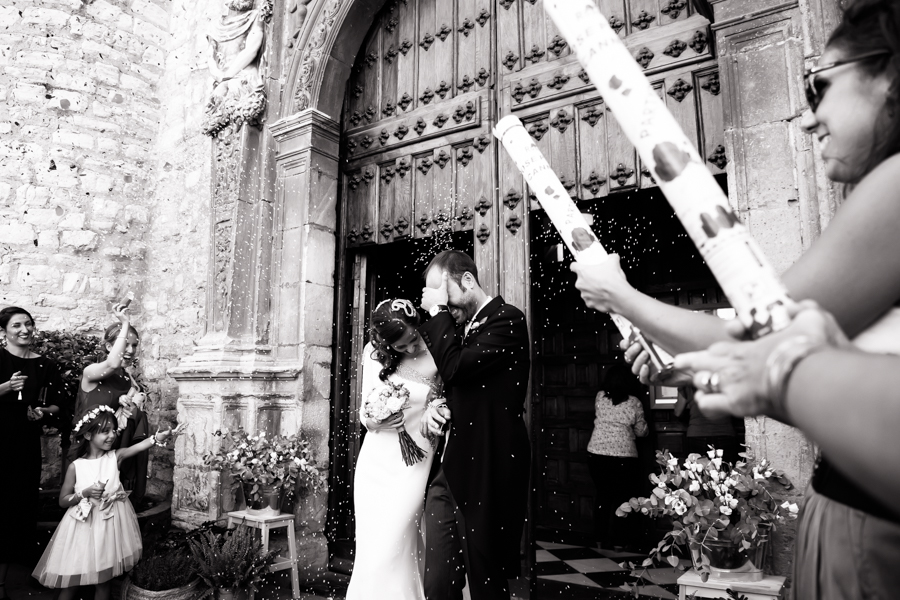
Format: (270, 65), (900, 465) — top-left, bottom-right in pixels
(529, 175), (742, 549)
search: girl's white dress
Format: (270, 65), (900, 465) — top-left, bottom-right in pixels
(33, 450), (142, 587)
(345, 343), (440, 600)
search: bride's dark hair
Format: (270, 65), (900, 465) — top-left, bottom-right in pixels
(369, 299), (421, 381)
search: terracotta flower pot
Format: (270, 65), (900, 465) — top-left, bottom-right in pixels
(120, 577), (203, 600)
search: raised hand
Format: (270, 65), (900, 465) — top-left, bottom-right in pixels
(570, 254), (632, 314)
(112, 302), (130, 324)
(7, 371), (27, 392)
(421, 270), (450, 313)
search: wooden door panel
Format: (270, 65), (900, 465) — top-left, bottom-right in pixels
(417, 0), (440, 110)
(396, 0), (416, 114)
(521, 0), (548, 68)
(345, 167), (377, 248)
(577, 100), (609, 200)
(497, 0), (522, 75)
(381, 3), (400, 118)
(393, 156), (413, 240)
(547, 106), (577, 198)
(640, 83), (666, 189)
(629, 0), (660, 33)
(433, 0), (455, 104)
(377, 160), (397, 244)
(606, 104), (638, 191)
(697, 68), (726, 174)
(432, 145), (454, 231)
(414, 151), (436, 238)
(657, 0), (690, 26)
(599, 0), (628, 39)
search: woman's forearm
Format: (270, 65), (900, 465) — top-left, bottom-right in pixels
(616, 289), (731, 354)
(786, 350), (900, 511)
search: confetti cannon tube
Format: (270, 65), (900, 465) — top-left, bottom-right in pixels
(493, 116), (673, 371)
(539, 0), (792, 338)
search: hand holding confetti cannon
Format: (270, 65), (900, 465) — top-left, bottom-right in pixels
(494, 116), (674, 373)
(526, 0), (795, 343)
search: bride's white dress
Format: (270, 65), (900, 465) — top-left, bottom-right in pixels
(346, 343), (440, 600)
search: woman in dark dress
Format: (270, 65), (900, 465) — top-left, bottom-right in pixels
(73, 303), (150, 505)
(0, 307), (64, 599)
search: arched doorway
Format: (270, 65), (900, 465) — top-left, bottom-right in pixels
(279, 0), (728, 586)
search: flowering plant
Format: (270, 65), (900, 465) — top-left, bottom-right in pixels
(204, 429), (325, 506)
(363, 381), (426, 466)
(617, 449), (797, 572)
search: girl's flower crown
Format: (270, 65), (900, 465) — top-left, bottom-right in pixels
(74, 405), (115, 434)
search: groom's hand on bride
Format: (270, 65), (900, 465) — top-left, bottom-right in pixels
(422, 405), (450, 437)
(366, 412), (405, 433)
(421, 271), (449, 312)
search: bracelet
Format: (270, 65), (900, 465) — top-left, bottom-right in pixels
(152, 432), (165, 447)
(764, 336), (824, 419)
(428, 398), (447, 409)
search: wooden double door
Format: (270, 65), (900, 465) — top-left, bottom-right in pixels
(332, 0), (727, 551)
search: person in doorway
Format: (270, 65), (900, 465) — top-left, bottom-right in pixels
(587, 363), (648, 551)
(419, 250), (531, 600)
(570, 1), (900, 597)
(346, 298), (444, 600)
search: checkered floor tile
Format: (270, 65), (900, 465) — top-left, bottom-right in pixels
(534, 541), (680, 599)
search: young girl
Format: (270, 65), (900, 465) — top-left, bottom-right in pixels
(33, 405), (180, 600)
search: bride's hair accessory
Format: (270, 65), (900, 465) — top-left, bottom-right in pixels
(74, 405), (116, 434)
(375, 298), (417, 318)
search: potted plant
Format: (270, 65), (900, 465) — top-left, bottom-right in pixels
(189, 524), (277, 600)
(204, 428), (325, 516)
(121, 548), (203, 600)
(617, 448), (798, 582)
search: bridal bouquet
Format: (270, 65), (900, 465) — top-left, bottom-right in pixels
(363, 381), (426, 466)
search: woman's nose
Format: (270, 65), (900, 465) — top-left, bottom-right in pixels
(800, 109), (817, 134)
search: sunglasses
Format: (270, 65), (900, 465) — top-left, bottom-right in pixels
(804, 50), (891, 113)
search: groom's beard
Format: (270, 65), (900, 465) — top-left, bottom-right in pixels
(450, 294), (480, 325)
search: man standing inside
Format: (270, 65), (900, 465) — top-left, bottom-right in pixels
(419, 250), (531, 600)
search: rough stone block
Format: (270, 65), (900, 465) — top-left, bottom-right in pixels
(91, 63), (120, 86)
(38, 294), (78, 309)
(12, 83), (47, 105)
(52, 129), (94, 149)
(0, 181), (11, 201)
(745, 205), (804, 275)
(23, 208), (61, 228)
(82, 21), (112, 43)
(52, 72), (98, 94)
(81, 40), (126, 64)
(61, 230), (99, 250)
(16, 185), (51, 206)
(16, 264), (60, 287)
(141, 45), (165, 68)
(16, 51), (65, 70)
(37, 230), (59, 249)
(86, 0), (133, 29)
(119, 73), (152, 95)
(131, 0), (170, 30)
(0, 223), (36, 245)
(46, 89), (88, 112)
(0, 6), (19, 30)
(22, 7), (70, 28)
(132, 19), (167, 48)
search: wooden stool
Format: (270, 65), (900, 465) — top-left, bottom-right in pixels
(227, 510), (300, 600)
(677, 570), (786, 599)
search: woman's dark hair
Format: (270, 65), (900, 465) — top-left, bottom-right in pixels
(603, 363), (638, 405)
(369, 299), (421, 381)
(0, 306), (35, 330)
(828, 0), (900, 173)
(68, 409), (119, 461)
(424, 250), (479, 286)
(103, 322), (140, 345)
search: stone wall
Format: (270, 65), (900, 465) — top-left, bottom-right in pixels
(0, 0), (210, 499)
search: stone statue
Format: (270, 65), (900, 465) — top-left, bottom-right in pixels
(202, 0), (274, 137)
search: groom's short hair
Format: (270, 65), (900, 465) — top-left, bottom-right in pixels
(424, 250), (479, 286)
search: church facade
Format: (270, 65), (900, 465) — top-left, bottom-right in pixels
(0, 0), (842, 582)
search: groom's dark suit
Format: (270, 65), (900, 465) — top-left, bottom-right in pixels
(420, 296), (531, 600)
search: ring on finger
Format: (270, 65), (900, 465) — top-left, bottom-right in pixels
(709, 372), (722, 394)
(696, 370), (713, 391)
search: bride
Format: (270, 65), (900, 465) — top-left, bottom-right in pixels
(346, 298), (445, 600)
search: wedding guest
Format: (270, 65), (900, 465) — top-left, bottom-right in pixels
(75, 303), (151, 505)
(587, 363), (648, 550)
(0, 306), (64, 599)
(570, 1), (900, 597)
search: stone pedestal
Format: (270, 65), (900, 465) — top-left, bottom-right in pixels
(678, 571), (786, 599)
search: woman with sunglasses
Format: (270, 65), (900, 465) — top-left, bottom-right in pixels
(570, 1), (900, 597)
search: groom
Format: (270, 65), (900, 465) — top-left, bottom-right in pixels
(419, 250), (531, 600)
